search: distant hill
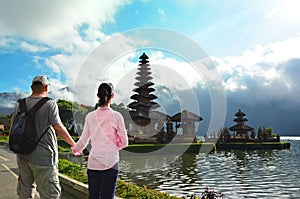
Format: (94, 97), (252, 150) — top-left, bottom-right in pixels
(0, 87), (74, 115)
(0, 92), (28, 115)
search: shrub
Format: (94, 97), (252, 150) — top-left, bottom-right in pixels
(116, 180), (180, 199)
(0, 135), (9, 143)
(58, 159), (180, 199)
(58, 145), (71, 153)
(58, 159), (88, 184)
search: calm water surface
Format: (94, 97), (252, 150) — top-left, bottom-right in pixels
(119, 137), (300, 198)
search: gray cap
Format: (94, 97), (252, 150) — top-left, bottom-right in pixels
(32, 75), (49, 86)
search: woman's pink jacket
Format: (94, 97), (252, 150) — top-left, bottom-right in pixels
(72, 107), (128, 170)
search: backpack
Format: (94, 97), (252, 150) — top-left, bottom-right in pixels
(9, 97), (51, 154)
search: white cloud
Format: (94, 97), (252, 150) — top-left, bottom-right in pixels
(19, 41), (49, 52)
(223, 77), (247, 92)
(265, 0), (300, 24)
(0, 0), (131, 101)
(191, 0), (300, 57)
(213, 35), (300, 108)
(149, 52), (203, 89)
(1, 0), (299, 112)
(0, 0), (130, 40)
(0, 37), (49, 53)
(158, 8), (166, 17)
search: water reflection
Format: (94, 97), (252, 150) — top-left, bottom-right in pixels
(119, 140), (300, 198)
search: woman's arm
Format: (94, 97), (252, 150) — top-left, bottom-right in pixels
(72, 116), (91, 154)
(115, 113), (128, 149)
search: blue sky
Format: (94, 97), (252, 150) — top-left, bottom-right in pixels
(1, 0), (300, 134)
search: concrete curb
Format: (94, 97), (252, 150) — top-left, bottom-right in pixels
(59, 173), (89, 198)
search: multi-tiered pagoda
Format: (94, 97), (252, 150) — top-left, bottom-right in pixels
(126, 52), (202, 144)
(229, 109), (254, 137)
(128, 53), (160, 126)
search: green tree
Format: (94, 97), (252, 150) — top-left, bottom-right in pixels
(264, 127), (272, 141)
(57, 99), (89, 135)
(258, 126), (263, 141)
(222, 127), (230, 142)
(3, 114), (12, 119)
(250, 129), (256, 139)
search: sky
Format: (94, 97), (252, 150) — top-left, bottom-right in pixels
(1, 0), (300, 135)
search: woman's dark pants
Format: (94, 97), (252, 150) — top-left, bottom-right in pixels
(87, 166), (119, 199)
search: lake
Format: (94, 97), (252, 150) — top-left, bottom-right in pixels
(119, 137), (300, 198)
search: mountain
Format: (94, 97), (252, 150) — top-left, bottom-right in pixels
(0, 92), (28, 115)
(0, 87), (74, 115)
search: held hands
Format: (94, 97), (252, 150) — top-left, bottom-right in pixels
(71, 147), (81, 156)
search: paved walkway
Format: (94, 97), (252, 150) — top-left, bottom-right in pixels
(0, 143), (121, 199)
(0, 143), (19, 199)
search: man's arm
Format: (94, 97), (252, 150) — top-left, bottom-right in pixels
(53, 123), (75, 147)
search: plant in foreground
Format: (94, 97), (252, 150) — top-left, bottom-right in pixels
(58, 159), (180, 199)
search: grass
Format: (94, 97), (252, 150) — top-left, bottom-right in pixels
(58, 159), (180, 199)
(116, 180), (180, 199)
(0, 135), (9, 142)
(58, 159), (88, 184)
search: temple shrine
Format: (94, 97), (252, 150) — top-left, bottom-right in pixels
(126, 53), (203, 144)
(171, 110), (203, 143)
(229, 109), (254, 137)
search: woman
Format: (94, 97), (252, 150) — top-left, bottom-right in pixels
(72, 82), (128, 199)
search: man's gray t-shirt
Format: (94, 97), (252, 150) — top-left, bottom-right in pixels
(13, 97), (62, 166)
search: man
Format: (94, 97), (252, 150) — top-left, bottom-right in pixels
(11, 75), (75, 199)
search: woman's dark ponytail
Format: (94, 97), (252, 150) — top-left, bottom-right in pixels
(97, 83), (113, 107)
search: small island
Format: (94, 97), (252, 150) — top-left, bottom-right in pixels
(205, 109), (290, 150)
